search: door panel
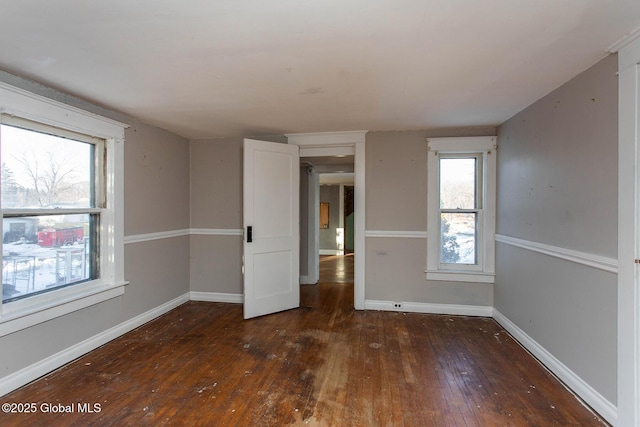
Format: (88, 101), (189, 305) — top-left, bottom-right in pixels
(253, 150), (293, 238)
(253, 251), (293, 299)
(243, 139), (299, 319)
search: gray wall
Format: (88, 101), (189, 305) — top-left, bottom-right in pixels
(190, 138), (243, 294)
(495, 54), (618, 404)
(189, 129), (496, 304)
(0, 71), (190, 379)
(189, 136), (286, 295)
(365, 128), (495, 306)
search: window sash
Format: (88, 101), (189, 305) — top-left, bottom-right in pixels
(1, 117), (105, 304)
(439, 210), (483, 271)
(438, 153), (483, 270)
(1, 213), (100, 303)
(0, 119), (106, 211)
(438, 153), (483, 210)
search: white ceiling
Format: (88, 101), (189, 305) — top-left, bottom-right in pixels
(1, 1), (639, 140)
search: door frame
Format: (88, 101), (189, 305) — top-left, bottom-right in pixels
(286, 131), (366, 309)
(300, 167), (320, 284)
(612, 30), (640, 426)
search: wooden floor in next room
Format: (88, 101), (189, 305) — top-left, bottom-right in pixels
(1, 254), (607, 426)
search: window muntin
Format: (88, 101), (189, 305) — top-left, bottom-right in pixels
(1, 121), (104, 303)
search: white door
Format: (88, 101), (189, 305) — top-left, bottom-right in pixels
(243, 138), (300, 319)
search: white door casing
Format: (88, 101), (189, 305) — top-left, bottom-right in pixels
(243, 139), (300, 319)
(612, 30), (640, 427)
(286, 131), (367, 310)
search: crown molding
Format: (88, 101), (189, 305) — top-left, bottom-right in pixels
(607, 26), (640, 53)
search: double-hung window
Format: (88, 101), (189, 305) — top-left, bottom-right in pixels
(1, 117), (103, 303)
(426, 137), (496, 283)
(0, 82), (127, 336)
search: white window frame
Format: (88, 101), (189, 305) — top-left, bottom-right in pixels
(426, 136), (496, 283)
(0, 82), (128, 336)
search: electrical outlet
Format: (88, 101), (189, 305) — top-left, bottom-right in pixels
(393, 302), (402, 309)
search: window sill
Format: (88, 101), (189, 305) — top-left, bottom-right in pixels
(0, 281), (128, 337)
(426, 270), (495, 284)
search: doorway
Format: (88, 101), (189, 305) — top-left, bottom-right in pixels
(300, 156), (355, 306)
(304, 172), (355, 310)
(287, 131), (366, 309)
(318, 176), (355, 286)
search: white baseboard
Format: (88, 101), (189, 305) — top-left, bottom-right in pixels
(190, 291), (244, 304)
(0, 293), (190, 398)
(492, 309), (616, 425)
(365, 299), (493, 317)
(299, 275), (317, 285)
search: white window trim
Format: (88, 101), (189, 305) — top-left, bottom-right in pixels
(426, 136), (496, 283)
(0, 82), (128, 337)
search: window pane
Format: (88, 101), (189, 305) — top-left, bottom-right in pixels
(441, 213), (477, 264)
(440, 158), (476, 209)
(2, 214), (93, 302)
(1, 124), (94, 209)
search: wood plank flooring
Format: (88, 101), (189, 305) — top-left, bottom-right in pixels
(0, 255), (606, 426)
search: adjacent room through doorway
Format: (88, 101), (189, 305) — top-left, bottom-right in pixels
(299, 155), (355, 308)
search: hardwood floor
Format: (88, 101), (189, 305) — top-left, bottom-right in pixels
(1, 255), (606, 426)
(301, 254), (354, 311)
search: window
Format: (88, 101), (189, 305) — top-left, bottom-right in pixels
(0, 82), (127, 336)
(427, 137), (496, 283)
(2, 118), (102, 302)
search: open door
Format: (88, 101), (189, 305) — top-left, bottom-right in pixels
(243, 139), (300, 319)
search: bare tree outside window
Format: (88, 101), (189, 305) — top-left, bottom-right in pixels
(12, 150), (86, 208)
(1, 162), (20, 207)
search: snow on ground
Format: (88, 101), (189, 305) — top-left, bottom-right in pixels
(3, 241), (88, 299)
